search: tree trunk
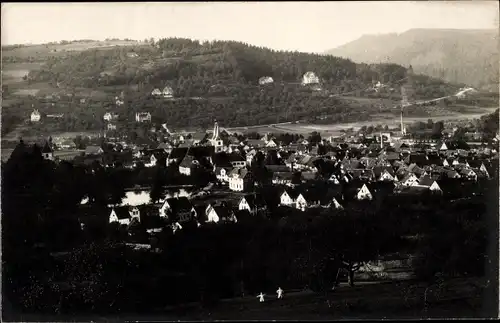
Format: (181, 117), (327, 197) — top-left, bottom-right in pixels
(348, 269), (355, 287)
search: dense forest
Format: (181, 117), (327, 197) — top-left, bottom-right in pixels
(2, 38), (471, 132)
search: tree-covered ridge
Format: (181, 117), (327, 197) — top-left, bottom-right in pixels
(6, 38), (468, 131)
(27, 38), (457, 93)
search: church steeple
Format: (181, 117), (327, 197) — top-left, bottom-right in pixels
(212, 120), (220, 141)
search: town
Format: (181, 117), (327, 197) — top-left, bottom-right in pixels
(2, 2), (499, 321)
(3, 105), (498, 316)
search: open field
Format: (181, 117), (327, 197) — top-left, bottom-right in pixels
(1, 149), (84, 162)
(1, 62), (46, 84)
(226, 107), (498, 136)
(2, 40), (141, 59)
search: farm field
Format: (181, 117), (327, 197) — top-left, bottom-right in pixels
(2, 40), (141, 60)
(226, 106), (498, 136)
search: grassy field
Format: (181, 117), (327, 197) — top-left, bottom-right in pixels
(1, 148), (84, 162)
(3, 277), (489, 321)
(224, 106), (498, 137)
(154, 278), (490, 320)
(2, 40), (141, 60)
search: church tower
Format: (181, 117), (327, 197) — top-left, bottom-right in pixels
(210, 120), (224, 152)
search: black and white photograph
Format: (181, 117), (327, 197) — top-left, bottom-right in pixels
(1, 1), (499, 321)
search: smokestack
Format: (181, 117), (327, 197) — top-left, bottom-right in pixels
(380, 133), (383, 149)
(400, 108), (405, 136)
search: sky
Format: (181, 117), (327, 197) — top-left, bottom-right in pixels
(2, 1), (498, 53)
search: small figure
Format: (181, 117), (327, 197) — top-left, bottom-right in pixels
(257, 292), (265, 303)
(276, 287), (284, 299)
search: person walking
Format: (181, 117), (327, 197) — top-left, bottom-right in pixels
(257, 292), (265, 303)
(276, 287), (284, 299)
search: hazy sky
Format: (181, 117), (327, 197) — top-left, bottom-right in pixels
(2, 1), (498, 52)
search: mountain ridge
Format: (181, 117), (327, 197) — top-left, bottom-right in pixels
(325, 28), (499, 90)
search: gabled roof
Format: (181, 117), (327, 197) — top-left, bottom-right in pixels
(418, 175), (434, 187)
(301, 172), (318, 181)
(179, 154), (196, 168)
(272, 172), (294, 181)
(228, 152), (245, 162)
(191, 132), (207, 141)
(85, 145), (103, 155)
(210, 205), (234, 220)
(168, 147), (188, 159)
(41, 141), (53, 153)
(229, 167), (250, 179)
(165, 197), (193, 214)
(282, 187), (301, 200)
(111, 207), (130, 220)
(373, 166), (395, 178)
(246, 139), (264, 148)
(241, 194), (267, 209)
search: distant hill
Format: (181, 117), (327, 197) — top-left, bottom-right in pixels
(325, 29), (499, 91)
(2, 38), (469, 132)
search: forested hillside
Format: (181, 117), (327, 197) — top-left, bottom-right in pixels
(3, 38), (465, 131)
(325, 29), (499, 91)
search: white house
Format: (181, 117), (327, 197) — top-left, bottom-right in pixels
(206, 204), (237, 223)
(259, 76), (274, 85)
(31, 109), (41, 122)
(379, 169), (395, 182)
(151, 88), (162, 96)
(135, 112), (152, 123)
(328, 174), (340, 184)
(145, 154), (158, 168)
(228, 168), (253, 192)
(437, 142), (448, 151)
(329, 197), (343, 210)
(266, 139), (278, 148)
(302, 71), (320, 85)
(158, 197), (195, 221)
(401, 173), (420, 187)
(418, 176), (443, 194)
(356, 184), (373, 201)
(162, 86), (174, 98)
(109, 207), (141, 226)
(238, 195), (266, 215)
(296, 194), (308, 211)
(280, 189), (298, 206)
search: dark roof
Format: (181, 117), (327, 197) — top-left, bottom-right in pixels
(85, 145), (103, 155)
(266, 165), (291, 172)
(169, 147), (188, 159)
(241, 194), (267, 208)
(211, 206), (234, 220)
(418, 175), (435, 186)
(228, 152), (245, 162)
(373, 166), (395, 178)
(179, 154), (196, 168)
(41, 141), (53, 153)
(112, 207), (130, 220)
(165, 197), (193, 214)
(272, 172), (294, 181)
(283, 187), (301, 200)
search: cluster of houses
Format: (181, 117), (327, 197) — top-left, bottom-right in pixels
(49, 119), (494, 242)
